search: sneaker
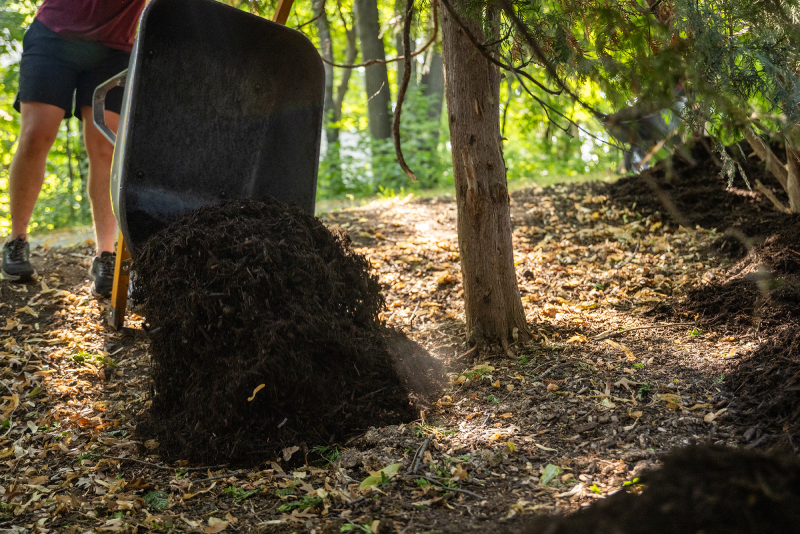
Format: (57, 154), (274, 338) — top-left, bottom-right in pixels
(89, 251), (116, 297)
(2, 237), (36, 282)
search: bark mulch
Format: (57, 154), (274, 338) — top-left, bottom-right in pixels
(514, 445), (800, 534)
(131, 197), (442, 464)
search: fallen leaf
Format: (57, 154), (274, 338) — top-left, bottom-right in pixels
(540, 464), (562, 485)
(499, 412), (513, 419)
(614, 377), (640, 392)
(704, 407), (728, 423)
(144, 439), (159, 450)
(205, 516), (228, 534)
(506, 384), (515, 392)
(546, 383), (559, 393)
(247, 384), (265, 402)
(282, 445), (300, 462)
(492, 380), (501, 388)
(535, 443), (557, 452)
(600, 398), (617, 409)
(567, 334), (587, 344)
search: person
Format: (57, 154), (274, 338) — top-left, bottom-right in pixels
(2, 0), (146, 297)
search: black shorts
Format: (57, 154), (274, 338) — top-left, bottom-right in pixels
(13, 18), (130, 121)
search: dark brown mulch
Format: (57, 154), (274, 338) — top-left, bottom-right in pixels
(512, 445), (800, 534)
(603, 140), (789, 258)
(132, 197), (442, 464)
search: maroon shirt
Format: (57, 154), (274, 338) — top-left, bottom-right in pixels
(36, 0), (146, 52)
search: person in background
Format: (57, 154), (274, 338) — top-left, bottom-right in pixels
(2, 0), (145, 296)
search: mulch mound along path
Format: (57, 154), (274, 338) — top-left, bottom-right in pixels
(131, 197), (441, 464)
(514, 445), (800, 534)
(603, 139), (789, 258)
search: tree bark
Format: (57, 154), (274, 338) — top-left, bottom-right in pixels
(354, 0), (392, 140)
(420, 49), (444, 146)
(744, 128), (800, 213)
(441, 0), (529, 348)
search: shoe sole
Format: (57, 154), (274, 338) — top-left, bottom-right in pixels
(2, 268), (37, 282)
(90, 282), (112, 298)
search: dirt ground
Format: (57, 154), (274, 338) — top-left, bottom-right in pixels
(2, 142), (799, 533)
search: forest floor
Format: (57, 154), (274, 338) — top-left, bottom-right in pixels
(3, 142), (800, 533)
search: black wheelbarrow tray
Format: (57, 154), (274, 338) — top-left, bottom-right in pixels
(92, 0), (324, 326)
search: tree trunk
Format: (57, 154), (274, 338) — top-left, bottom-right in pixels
(313, 0), (337, 147)
(420, 49), (444, 146)
(441, 0), (529, 348)
(354, 0), (392, 140)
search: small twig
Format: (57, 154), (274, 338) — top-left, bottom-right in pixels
(533, 365), (557, 382)
(453, 346), (478, 361)
(408, 301), (421, 326)
(611, 240), (640, 271)
(408, 475), (484, 499)
(193, 469), (256, 483)
(100, 455), (226, 472)
(754, 179), (791, 214)
(408, 434), (433, 475)
(592, 322), (697, 341)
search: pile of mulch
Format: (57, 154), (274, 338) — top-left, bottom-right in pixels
(512, 445), (800, 534)
(132, 197), (442, 464)
(604, 139), (789, 258)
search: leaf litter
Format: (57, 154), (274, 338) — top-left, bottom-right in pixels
(2, 142), (800, 532)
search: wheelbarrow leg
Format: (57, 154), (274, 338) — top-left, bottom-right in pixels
(109, 231), (131, 330)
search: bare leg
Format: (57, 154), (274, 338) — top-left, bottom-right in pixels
(8, 102), (65, 240)
(80, 107), (119, 255)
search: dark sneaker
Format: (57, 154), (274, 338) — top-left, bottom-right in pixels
(89, 251), (116, 297)
(2, 237), (36, 282)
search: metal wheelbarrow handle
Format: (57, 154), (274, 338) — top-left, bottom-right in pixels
(92, 70), (128, 145)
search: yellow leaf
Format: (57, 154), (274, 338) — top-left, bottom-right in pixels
(247, 384), (265, 402)
(16, 305), (38, 318)
(567, 334), (587, 344)
(452, 465), (469, 480)
(492, 380), (501, 388)
(546, 383), (558, 393)
(506, 384), (514, 392)
(499, 412), (513, 419)
(506, 441), (517, 453)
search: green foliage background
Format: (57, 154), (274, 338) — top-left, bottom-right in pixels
(0, 0), (624, 236)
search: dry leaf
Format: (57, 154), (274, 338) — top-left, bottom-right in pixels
(247, 383), (265, 402)
(205, 516), (228, 534)
(567, 334), (587, 343)
(506, 384), (515, 392)
(282, 445), (300, 462)
(492, 380), (501, 388)
(546, 383), (559, 393)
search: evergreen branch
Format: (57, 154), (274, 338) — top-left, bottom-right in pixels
(438, 0), (561, 96)
(497, 0), (607, 120)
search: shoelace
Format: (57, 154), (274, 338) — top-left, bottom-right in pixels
(97, 254), (116, 278)
(6, 238), (27, 262)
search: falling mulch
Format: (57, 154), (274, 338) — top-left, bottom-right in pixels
(513, 445), (800, 534)
(131, 197), (442, 464)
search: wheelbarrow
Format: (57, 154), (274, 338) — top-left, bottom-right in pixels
(92, 0), (323, 328)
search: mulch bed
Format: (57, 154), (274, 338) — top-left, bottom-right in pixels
(514, 445), (800, 534)
(131, 197), (442, 464)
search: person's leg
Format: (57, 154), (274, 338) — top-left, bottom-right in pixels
(8, 102), (65, 240)
(80, 106), (119, 254)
